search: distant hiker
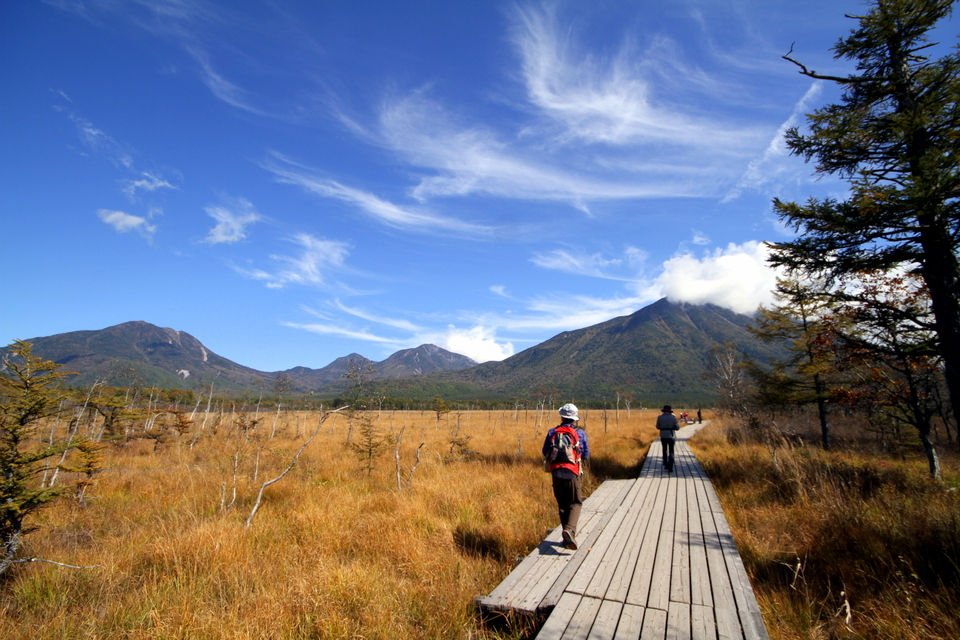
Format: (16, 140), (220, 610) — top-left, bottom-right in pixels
(656, 405), (680, 472)
(542, 403), (590, 551)
(697, 408), (702, 424)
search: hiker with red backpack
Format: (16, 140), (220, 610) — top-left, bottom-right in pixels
(542, 403), (590, 550)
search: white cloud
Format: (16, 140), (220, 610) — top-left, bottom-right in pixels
(656, 241), (780, 314)
(440, 325), (514, 363)
(509, 3), (765, 150)
(187, 45), (268, 116)
(237, 233), (350, 289)
(380, 91), (709, 205)
(264, 155), (495, 236)
(59, 109), (134, 169)
(203, 197), (260, 244)
(725, 82), (823, 201)
(281, 321), (396, 343)
(332, 299), (422, 333)
(531, 249), (626, 279)
(97, 208), (157, 240)
(122, 171), (177, 198)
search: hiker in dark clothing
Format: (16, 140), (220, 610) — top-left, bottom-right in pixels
(656, 405), (680, 472)
(542, 403), (590, 550)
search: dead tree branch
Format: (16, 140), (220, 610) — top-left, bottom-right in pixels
(245, 406), (346, 527)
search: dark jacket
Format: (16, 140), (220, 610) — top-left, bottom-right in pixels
(656, 412), (680, 439)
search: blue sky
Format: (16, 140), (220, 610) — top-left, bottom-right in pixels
(4, 0), (952, 372)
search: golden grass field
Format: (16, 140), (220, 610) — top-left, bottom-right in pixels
(0, 406), (662, 640)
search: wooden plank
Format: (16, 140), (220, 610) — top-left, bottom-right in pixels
(541, 484), (639, 610)
(582, 477), (655, 599)
(587, 480), (634, 513)
(640, 607), (668, 640)
(667, 601), (691, 640)
(587, 599), (625, 640)
(478, 532), (563, 608)
(670, 462), (691, 606)
(710, 511), (768, 636)
(510, 504), (614, 611)
(506, 477), (631, 607)
(741, 610), (771, 640)
(687, 469), (713, 609)
(491, 529), (571, 609)
(605, 472), (663, 603)
(646, 468), (678, 611)
(690, 604), (715, 640)
(570, 484), (641, 595)
(560, 596), (604, 640)
(643, 441), (663, 477)
(613, 604), (646, 640)
(536, 592), (581, 640)
(624, 473), (669, 607)
(715, 608), (741, 640)
(695, 468), (738, 615)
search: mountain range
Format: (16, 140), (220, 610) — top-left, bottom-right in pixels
(4, 299), (777, 404)
(4, 321), (475, 394)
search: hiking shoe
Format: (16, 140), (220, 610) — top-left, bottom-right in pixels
(562, 530), (578, 550)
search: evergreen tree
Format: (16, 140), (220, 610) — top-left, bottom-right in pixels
(750, 276), (839, 448)
(769, 0), (960, 424)
(0, 341), (72, 575)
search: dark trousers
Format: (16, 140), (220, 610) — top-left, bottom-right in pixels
(661, 437), (676, 470)
(551, 474), (583, 536)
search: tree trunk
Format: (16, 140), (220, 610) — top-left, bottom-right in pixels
(918, 212), (960, 437)
(814, 373), (829, 450)
(918, 428), (942, 479)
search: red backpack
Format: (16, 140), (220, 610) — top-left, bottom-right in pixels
(546, 425), (582, 475)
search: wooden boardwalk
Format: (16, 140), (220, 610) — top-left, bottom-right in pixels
(476, 424), (770, 640)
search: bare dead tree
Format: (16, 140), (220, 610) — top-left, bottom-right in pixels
(245, 406), (346, 527)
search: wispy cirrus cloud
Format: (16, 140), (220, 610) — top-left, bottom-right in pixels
(355, 3), (776, 211)
(57, 107), (178, 197)
(724, 82), (824, 201)
(530, 248), (628, 280)
(282, 321), (398, 344)
(203, 196), (261, 244)
(57, 105), (176, 238)
(57, 107), (134, 169)
(263, 155), (495, 236)
(378, 91), (717, 209)
(235, 233), (351, 289)
(276, 241), (778, 363)
(49, 0), (268, 116)
(508, 3), (768, 150)
(122, 171), (178, 198)
(332, 299), (422, 333)
(186, 45), (269, 117)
